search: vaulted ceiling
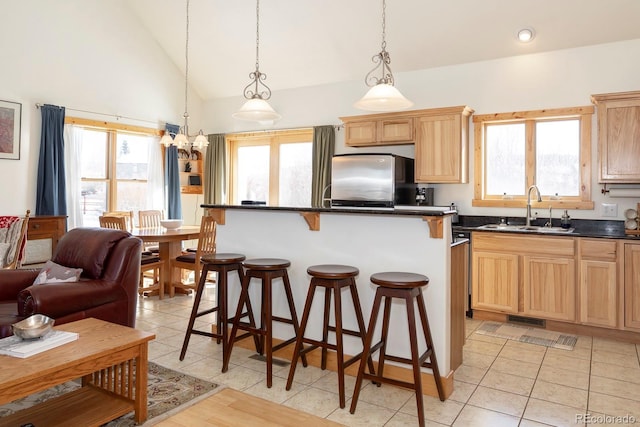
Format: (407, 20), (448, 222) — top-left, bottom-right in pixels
(126, 0), (640, 100)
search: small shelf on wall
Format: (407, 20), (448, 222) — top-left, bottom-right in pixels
(178, 149), (203, 195)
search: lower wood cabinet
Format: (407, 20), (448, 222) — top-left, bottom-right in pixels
(624, 243), (640, 330)
(472, 250), (518, 313)
(579, 239), (618, 328)
(471, 233), (640, 334)
(471, 232), (576, 320)
(523, 256), (575, 321)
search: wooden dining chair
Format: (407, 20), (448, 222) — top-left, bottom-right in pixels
(102, 211), (134, 231)
(98, 215), (128, 231)
(138, 210), (164, 253)
(169, 215), (217, 297)
(138, 210), (164, 228)
(99, 215), (165, 300)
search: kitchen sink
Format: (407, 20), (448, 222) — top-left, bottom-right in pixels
(478, 224), (574, 233)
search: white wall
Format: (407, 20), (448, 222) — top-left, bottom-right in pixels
(204, 38), (640, 220)
(0, 0), (202, 218)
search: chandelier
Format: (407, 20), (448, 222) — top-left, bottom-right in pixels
(232, 0), (281, 122)
(354, 0), (413, 112)
(161, 0), (208, 150)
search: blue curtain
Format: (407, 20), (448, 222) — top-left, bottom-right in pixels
(36, 104), (67, 216)
(164, 123), (182, 219)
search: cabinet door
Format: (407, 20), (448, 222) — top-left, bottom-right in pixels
(415, 114), (467, 183)
(523, 256), (575, 321)
(378, 118), (414, 143)
(580, 260), (617, 328)
(592, 93), (640, 182)
(344, 121), (377, 146)
(624, 243), (640, 330)
(472, 251), (518, 313)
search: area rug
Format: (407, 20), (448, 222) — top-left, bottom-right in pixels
(0, 362), (223, 426)
(475, 321), (578, 350)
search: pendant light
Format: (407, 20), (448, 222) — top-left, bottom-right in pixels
(354, 0), (413, 112)
(232, 0), (281, 122)
(161, 0), (208, 150)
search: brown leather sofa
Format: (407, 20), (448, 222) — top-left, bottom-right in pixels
(0, 227), (142, 338)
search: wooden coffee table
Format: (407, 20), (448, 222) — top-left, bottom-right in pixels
(0, 318), (155, 427)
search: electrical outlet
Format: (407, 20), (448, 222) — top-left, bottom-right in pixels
(602, 203), (618, 217)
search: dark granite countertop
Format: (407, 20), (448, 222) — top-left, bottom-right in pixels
(201, 204), (456, 217)
(453, 215), (632, 239)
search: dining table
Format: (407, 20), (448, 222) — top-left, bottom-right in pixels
(131, 226), (202, 296)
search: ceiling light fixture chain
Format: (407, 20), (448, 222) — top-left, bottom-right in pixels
(354, 0), (413, 112)
(232, 0), (281, 122)
(242, 0), (272, 101)
(183, 0), (191, 134)
(161, 0), (208, 150)
(364, 0), (394, 87)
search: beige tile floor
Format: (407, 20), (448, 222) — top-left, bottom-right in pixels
(137, 285), (640, 426)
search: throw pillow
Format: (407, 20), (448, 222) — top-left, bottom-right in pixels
(33, 260), (83, 285)
(0, 242), (10, 268)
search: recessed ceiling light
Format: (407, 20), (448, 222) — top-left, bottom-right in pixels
(517, 28), (535, 43)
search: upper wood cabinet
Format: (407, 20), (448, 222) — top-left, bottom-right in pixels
(591, 91), (640, 183)
(415, 106), (473, 183)
(340, 106), (474, 183)
(340, 113), (415, 146)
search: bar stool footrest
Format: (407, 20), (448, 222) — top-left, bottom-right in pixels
(272, 336), (297, 352)
(326, 325), (367, 338)
(359, 372), (418, 392)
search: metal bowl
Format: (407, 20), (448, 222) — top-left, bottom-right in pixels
(12, 314), (55, 339)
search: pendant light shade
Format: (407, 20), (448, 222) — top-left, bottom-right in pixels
(354, 83), (413, 111)
(233, 0), (280, 122)
(233, 97), (282, 121)
(355, 0), (412, 112)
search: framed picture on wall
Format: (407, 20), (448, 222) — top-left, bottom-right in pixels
(0, 100), (22, 160)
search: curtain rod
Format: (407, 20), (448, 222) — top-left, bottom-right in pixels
(35, 103), (159, 126)
(226, 124), (343, 134)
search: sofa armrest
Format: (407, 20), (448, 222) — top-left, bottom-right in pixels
(17, 280), (124, 319)
(0, 269), (40, 300)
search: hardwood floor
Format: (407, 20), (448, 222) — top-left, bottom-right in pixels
(154, 388), (342, 426)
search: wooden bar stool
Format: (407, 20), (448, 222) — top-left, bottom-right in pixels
(286, 264), (375, 408)
(222, 258), (307, 388)
(350, 272), (445, 427)
(179, 253), (259, 361)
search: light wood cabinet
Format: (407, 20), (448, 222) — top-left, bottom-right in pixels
(450, 241), (469, 371)
(472, 250), (518, 313)
(415, 107), (473, 183)
(624, 243), (640, 330)
(340, 114), (414, 146)
(523, 256), (575, 321)
(591, 91), (640, 183)
(579, 239), (618, 328)
(340, 106), (474, 183)
(471, 232), (576, 321)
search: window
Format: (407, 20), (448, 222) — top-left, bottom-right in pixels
(472, 106), (594, 209)
(227, 129), (313, 207)
(72, 119), (160, 226)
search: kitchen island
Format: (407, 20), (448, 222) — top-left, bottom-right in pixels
(202, 204), (459, 398)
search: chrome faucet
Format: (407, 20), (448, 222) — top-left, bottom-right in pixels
(526, 185), (542, 227)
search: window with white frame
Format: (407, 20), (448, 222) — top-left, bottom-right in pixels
(472, 106), (594, 209)
(226, 129), (313, 207)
